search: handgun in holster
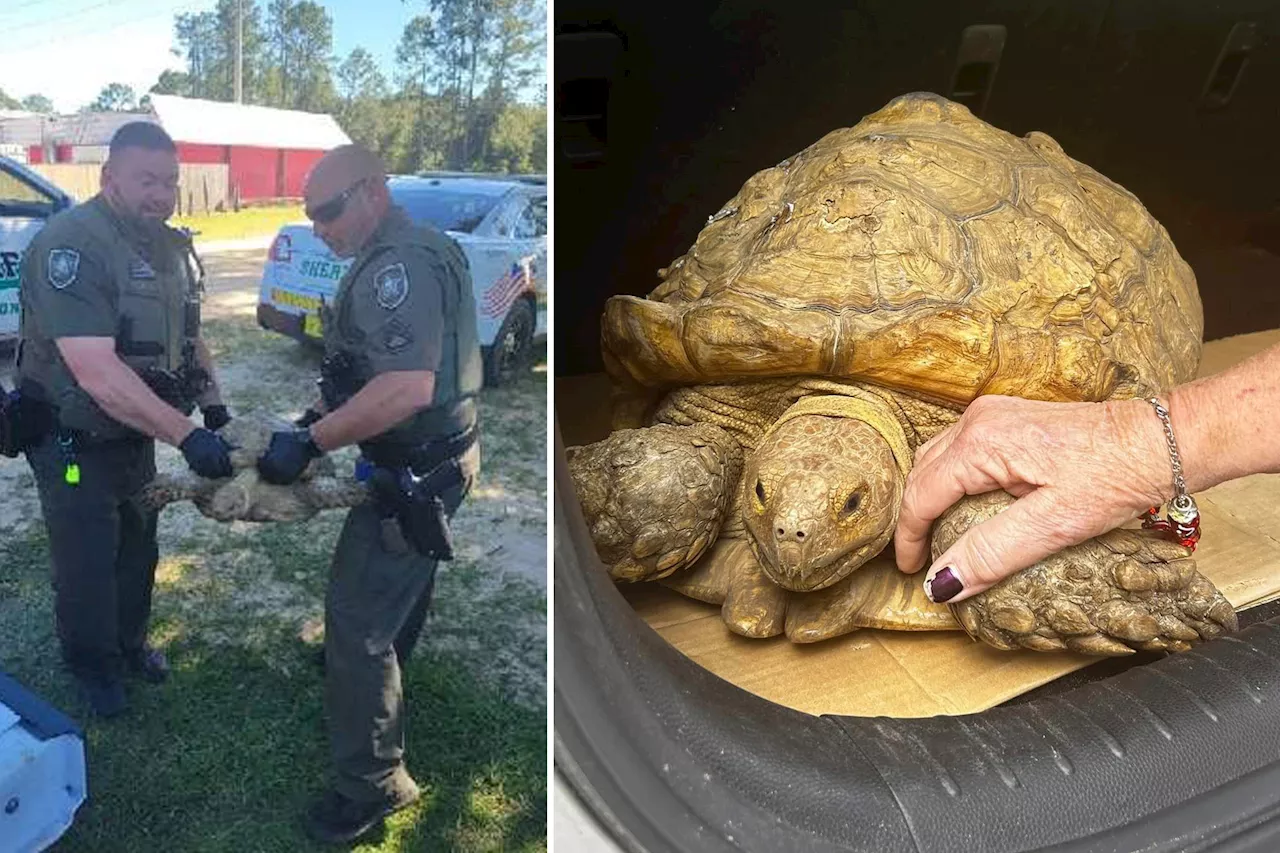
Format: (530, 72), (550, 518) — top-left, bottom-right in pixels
(367, 461), (463, 561)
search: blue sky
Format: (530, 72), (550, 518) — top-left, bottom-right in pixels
(1, 0), (544, 113)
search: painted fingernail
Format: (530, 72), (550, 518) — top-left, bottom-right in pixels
(925, 567), (963, 603)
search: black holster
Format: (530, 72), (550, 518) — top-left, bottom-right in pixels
(368, 460), (465, 561)
(0, 382), (54, 458)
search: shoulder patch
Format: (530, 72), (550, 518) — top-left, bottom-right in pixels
(47, 248), (80, 290)
(373, 262), (409, 310)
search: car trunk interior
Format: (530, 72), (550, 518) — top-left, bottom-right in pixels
(553, 0), (1280, 717)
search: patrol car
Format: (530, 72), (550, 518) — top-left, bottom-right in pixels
(257, 173), (547, 386)
(0, 157), (73, 347)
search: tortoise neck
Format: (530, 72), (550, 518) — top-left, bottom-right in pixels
(650, 378), (962, 455)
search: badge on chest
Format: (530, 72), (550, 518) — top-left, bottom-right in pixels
(129, 258), (157, 280)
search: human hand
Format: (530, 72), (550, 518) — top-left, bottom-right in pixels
(202, 404), (232, 431)
(180, 427), (234, 479)
(256, 429), (322, 485)
(894, 395), (1172, 604)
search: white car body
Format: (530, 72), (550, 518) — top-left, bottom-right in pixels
(0, 673), (87, 852)
(257, 174), (546, 383)
(0, 158), (73, 344)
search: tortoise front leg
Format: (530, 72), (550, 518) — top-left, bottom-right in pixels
(138, 471), (212, 512)
(567, 423), (742, 581)
(934, 493), (1237, 656)
(661, 535), (788, 638)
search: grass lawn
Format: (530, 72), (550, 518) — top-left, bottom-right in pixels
(173, 204), (307, 243)
(0, 313), (548, 852)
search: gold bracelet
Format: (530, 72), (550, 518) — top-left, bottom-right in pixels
(1139, 397), (1201, 549)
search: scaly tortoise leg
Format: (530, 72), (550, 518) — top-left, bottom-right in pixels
(138, 472), (207, 512)
(661, 535), (789, 638)
(566, 424), (742, 581)
(933, 492), (1237, 656)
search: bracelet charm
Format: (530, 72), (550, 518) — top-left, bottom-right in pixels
(1139, 397), (1201, 550)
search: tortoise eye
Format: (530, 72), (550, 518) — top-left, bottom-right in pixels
(755, 479), (766, 504)
(843, 492), (862, 516)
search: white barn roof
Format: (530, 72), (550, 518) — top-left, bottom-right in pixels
(148, 94), (350, 151)
(50, 111), (155, 145)
(0, 113), (52, 146)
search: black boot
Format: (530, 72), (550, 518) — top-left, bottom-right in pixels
(77, 676), (128, 718)
(123, 646), (169, 684)
(301, 787), (419, 845)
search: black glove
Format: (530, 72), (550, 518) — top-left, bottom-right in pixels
(180, 428), (234, 479)
(202, 404), (232, 431)
(294, 407), (323, 428)
(256, 429), (322, 485)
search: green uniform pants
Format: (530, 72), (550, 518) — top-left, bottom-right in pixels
(324, 456), (475, 803)
(25, 434), (158, 682)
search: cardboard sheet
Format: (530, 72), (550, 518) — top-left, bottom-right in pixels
(556, 329), (1280, 717)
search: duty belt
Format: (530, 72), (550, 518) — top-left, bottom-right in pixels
(362, 424), (477, 475)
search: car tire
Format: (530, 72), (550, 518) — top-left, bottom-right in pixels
(485, 296), (536, 386)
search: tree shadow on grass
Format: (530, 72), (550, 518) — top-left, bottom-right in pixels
(0, 532), (546, 853)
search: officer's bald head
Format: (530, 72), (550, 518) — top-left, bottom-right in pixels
(304, 144), (391, 258)
(306, 145), (386, 203)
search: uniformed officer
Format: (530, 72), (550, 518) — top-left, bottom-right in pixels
(255, 144), (483, 844)
(16, 122), (234, 718)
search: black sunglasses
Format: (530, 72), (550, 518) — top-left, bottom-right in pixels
(307, 178), (367, 224)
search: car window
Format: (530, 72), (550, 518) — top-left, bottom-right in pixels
(0, 167), (56, 210)
(390, 187), (502, 233)
(513, 195), (547, 239)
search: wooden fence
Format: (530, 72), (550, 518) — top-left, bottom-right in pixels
(29, 163), (231, 215)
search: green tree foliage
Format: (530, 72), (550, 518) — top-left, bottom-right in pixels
(88, 83), (138, 112)
(150, 70), (194, 97)
(263, 1), (336, 111)
(150, 0), (544, 174)
(20, 94), (55, 114)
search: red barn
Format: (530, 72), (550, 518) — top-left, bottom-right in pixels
(149, 95), (351, 202)
(11, 96), (350, 202)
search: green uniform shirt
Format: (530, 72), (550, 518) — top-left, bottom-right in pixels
(17, 194), (203, 439)
(323, 205), (482, 445)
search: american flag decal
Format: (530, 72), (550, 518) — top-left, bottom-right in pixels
(482, 261), (531, 318)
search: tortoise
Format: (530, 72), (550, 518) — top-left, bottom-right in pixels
(566, 92), (1237, 657)
(139, 412), (368, 522)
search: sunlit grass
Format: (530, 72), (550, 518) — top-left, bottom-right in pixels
(173, 203), (306, 243)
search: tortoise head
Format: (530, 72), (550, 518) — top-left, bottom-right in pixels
(742, 396), (909, 592)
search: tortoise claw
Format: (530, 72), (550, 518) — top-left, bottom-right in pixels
(722, 561), (788, 638)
